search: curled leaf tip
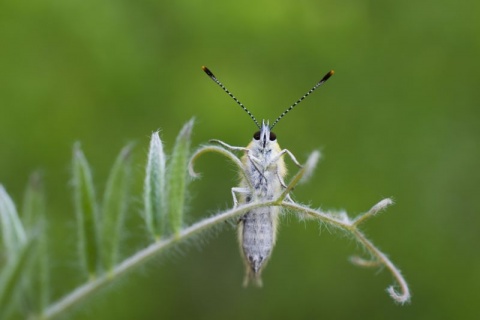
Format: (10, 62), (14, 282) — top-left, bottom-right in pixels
(387, 286), (411, 304)
(188, 163), (201, 179)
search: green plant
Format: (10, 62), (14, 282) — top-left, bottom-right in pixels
(0, 119), (410, 319)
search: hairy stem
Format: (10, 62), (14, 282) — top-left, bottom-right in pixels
(42, 201), (275, 319)
(352, 229), (411, 304)
(281, 200), (410, 304)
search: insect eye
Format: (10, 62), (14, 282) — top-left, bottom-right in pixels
(253, 131), (261, 140)
(269, 132), (276, 141)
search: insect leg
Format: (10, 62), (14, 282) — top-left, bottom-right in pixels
(231, 187), (250, 207)
(271, 149), (302, 168)
(277, 171), (287, 188)
(210, 139), (249, 152)
(276, 171), (294, 203)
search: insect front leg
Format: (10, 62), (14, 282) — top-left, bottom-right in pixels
(276, 172), (294, 203)
(210, 139), (249, 152)
(271, 148), (303, 168)
(231, 187), (250, 208)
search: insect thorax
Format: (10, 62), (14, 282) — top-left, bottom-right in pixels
(241, 139), (285, 202)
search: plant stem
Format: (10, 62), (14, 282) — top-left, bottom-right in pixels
(352, 229), (411, 304)
(281, 200), (410, 304)
(42, 201), (274, 319)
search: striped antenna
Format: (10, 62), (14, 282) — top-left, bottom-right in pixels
(202, 66), (261, 129)
(270, 70), (334, 130)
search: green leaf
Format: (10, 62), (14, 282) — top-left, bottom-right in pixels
(72, 144), (100, 278)
(101, 144), (133, 272)
(22, 172), (50, 315)
(0, 184), (27, 259)
(144, 131), (167, 240)
(167, 119), (194, 235)
(22, 172), (46, 228)
(0, 238), (37, 320)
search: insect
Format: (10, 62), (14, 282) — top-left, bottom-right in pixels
(201, 66), (334, 286)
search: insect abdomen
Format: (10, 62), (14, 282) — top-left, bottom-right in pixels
(238, 140), (284, 286)
(240, 206), (278, 286)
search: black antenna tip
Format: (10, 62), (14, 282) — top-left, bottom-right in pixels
(202, 66), (215, 78)
(321, 70), (335, 82)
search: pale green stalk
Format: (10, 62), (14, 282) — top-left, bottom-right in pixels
(43, 201), (269, 319)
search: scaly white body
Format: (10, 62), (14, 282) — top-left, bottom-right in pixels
(215, 121), (300, 286)
(238, 124), (285, 285)
(201, 65), (333, 286)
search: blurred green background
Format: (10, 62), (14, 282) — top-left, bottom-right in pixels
(1, 0), (479, 319)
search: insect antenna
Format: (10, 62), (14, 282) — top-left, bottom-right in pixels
(202, 66), (261, 129)
(270, 70), (334, 130)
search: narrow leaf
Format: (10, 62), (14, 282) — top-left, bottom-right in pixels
(0, 185), (27, 258)
(298, 150), (321, 184)
(72, 144), (100, 278)
(101, 144), (133, 271)
(144, 132), (167, 240)
(0, 238), (37, 320)
(22, 172), (50, 315)
(22, 172), (46, 228)
(167, 119), (194, 235)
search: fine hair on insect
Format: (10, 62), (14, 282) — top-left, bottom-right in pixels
(201, 66), (334, 286)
